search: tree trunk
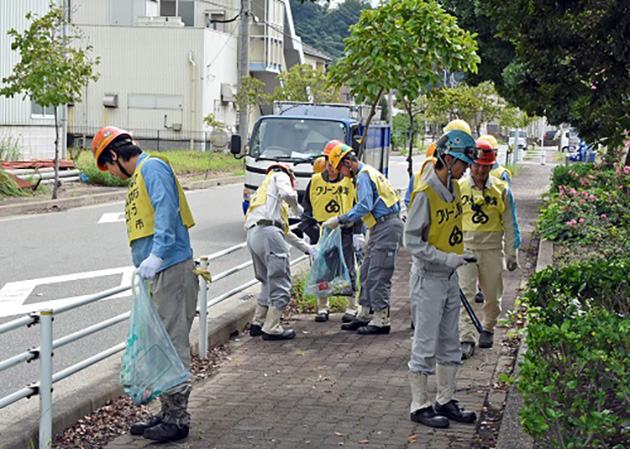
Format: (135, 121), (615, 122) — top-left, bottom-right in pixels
(407, 109), (414, 179)
(360, 87), (385, 158)
(52, 107), (60, 200)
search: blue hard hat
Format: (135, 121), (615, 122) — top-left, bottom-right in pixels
(435, 130), (478, 165)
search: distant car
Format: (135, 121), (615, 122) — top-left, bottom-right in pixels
(508, 129), (527, 150)
(543, 129), (558, 146)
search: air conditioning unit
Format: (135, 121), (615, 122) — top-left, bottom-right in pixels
(103, 93), (118, 108)
(220, 83), (237, 103)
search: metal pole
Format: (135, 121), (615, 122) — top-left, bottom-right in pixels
(540, 119), (546, 165)
(237, 0), (250, 153)
(512, 129), (520, 166)
(197, 257), (209, 359)
(39, 309), (53, 449)
(61, 0), (68, 160)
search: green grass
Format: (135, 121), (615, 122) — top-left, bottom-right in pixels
(291, 271), (351, 313)
(74, 149), (244, 187)
(0, 169), (29, 197)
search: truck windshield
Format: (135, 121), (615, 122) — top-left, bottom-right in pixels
(250, 118), (347, 161)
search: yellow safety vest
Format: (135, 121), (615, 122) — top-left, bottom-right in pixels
(490, 165), (511, 181)
(412, 182), (464, 254)
(245, 172), (290, 233)
(125, 155), (195, 245)
(310, 173), (355, 222)
(408, 158), (437, 208)
(358, 164), (401, 228)
(459, 178), (506, 232)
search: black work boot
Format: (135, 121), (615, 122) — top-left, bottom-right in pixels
(357, 324), (390, 335)
(475, 289), (484, 303)
(130, 416), (162, 435)
(142, 423), (189, 442)
(340, 319), (370, 331)
(435, 400), (477, 423)
(314, 310), (329, 322)
(410, 406), (450, 428)
(478, 331), (494, 348)
(341, 311), (357, 323)
(461, 341), (476, 360)
(262, 329), (296, 340)
(249, 324), (263, 337)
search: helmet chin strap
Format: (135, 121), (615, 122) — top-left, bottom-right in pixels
(437, 152), (456, 193)
(117, 160), (132, 179)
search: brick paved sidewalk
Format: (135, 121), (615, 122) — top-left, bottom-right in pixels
(107, 159), (554, 449)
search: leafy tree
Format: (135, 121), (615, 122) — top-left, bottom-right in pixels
(329, 0), (479, 176)
(477, 1), (630, 148)
(0, 4), (99, 199)
(235, 76), (270, 118)
(273, 64), (339, 103)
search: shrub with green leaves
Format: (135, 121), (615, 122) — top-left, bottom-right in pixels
(518, 309), (630, 448)
(524, 257), (630, 325)
(0, 169), (28, 197)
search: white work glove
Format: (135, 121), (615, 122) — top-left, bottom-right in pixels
(506, 254), (519, 271)
(307, 245), (319, 260)
(353, 234), (365, 252)
(322, 217), (340, 230)
(303, 234), (311, 245)
(295, 204), (305, 216)
(138, 253), (163, 280)
(444, 253), (477, 270)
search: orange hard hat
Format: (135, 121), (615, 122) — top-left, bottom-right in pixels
(267, 162), (296, 188)
(92, 126), (132, 171)
(313, 157), (326, 174)
(474, 140), (496, 165)
(323, 140), (344, 156)
(425, 142), (437, 158)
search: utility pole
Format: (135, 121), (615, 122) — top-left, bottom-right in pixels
(237, 0), (250, 153)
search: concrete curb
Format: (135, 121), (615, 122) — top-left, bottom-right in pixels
(495, 239), (554, 449)
(0, 175), (244, 219)
(0, 256), (309, 449)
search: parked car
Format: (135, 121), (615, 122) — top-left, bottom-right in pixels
(543, 129), (558, 146)
(508, 129), (527, 150)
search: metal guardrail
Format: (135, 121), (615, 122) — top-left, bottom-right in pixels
(0, 229), (307, 449)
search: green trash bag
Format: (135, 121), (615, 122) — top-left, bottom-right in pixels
(304, 227), (353, 297)
(120, 273), (192, 405)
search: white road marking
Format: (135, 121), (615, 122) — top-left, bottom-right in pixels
(98, 212), (125, 223)
(0, 266), (134, 318)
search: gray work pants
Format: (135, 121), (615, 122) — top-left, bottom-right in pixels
(152, 259), (199, 427)
(358, 217), (403, 312)
(247, 225), (292, 310)
(408, 266), (462, 373)
(341, 228), (358, 293)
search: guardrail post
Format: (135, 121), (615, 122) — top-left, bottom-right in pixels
(39, 309), (53, 449)
(197, 257), (209, 359)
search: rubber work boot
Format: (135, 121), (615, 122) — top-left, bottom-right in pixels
(250, 305), (268, 337)
(315, 298), (330, 322)
(475, 288), (484, 303)
(357, 307), (391, 335)
(342, 295), (359, 323)
(142, 423), (189, 442)
(261, 307), (296, 340)
(340, 305), (371, 331)
(478, 330), (494, 348)
(461, 341), (476, 360)
(409, 372), (449, 428)
(435, 400), (477, 424)
(434, 365), (476, 423)
(130, 416), (162, 435)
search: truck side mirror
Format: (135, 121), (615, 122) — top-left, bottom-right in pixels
(230, 135), (242, 157)
(352, 135), (362, 151)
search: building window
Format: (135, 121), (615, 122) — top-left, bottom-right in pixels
(206, 12), (227, 32)
(161, 0), (195, 26)
(31, 102), (55, 118)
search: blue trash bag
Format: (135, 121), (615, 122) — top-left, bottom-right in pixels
(304, 227), (353, 297)
(120, 273), (192, 405)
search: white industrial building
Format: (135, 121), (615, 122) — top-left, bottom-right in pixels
(0, 0), (317, 159)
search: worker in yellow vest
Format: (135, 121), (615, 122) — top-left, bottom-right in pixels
(404, 129), (478, 428)
(92, 126), (197, 443)
(457, 141), (520, 359)
(245, 163), (317, 341)
(322, 143), (403, 335)
(478, 134), (512, 186)
(299, 141), (363, 323)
